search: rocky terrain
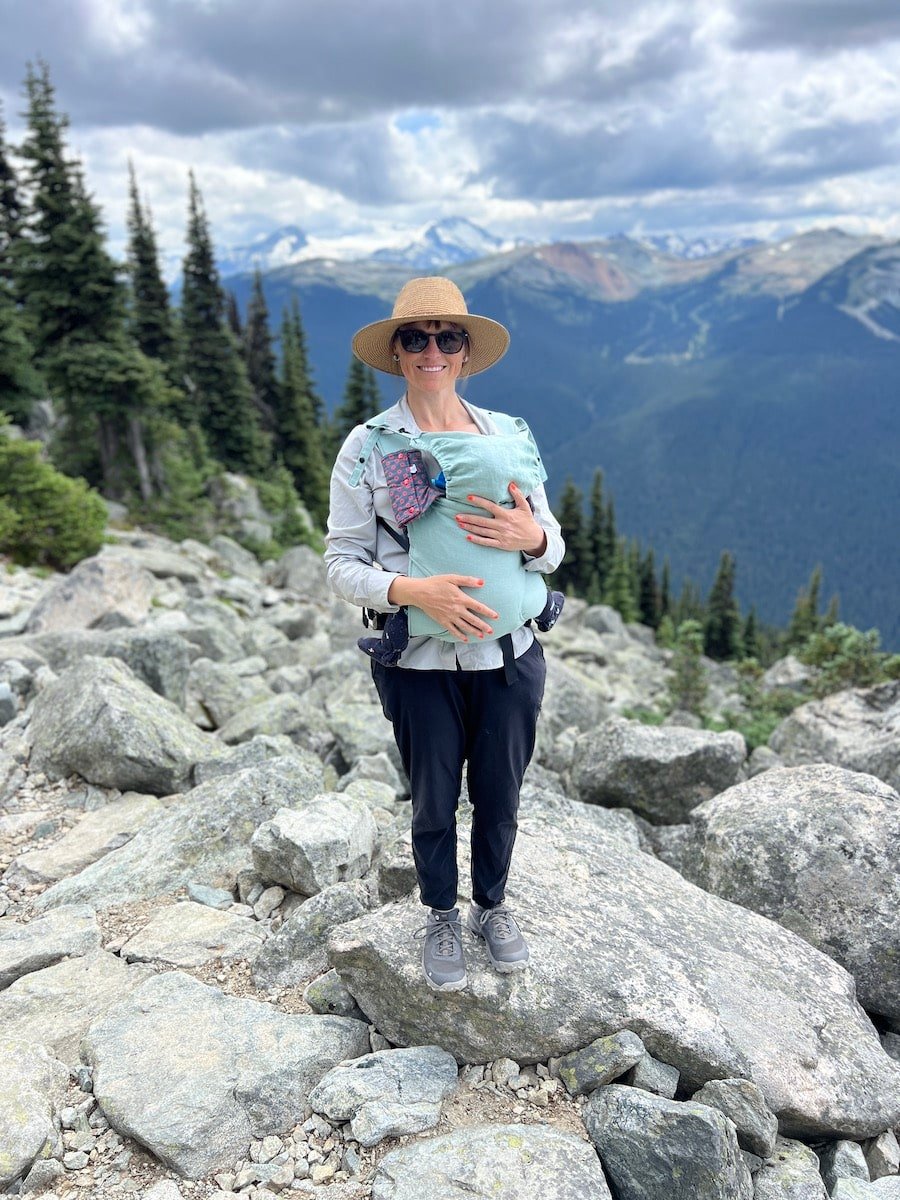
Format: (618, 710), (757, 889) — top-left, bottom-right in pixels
(1, 528), (899, 1200)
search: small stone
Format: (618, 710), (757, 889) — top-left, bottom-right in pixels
(369, 1029), (391, 1053)
(63, 1150), (89, 1170)
(75, 1065), (93, 1092)
(341, 1146), (361, 1176)
(866, 1129), (900, 1180)
(558, 1030), (645, 1097)
(59, 1106), (78, 1129)
(213, 1172), (235, 1191)
(228, 902), (254, 918)
(625, 1052), (680, 1098)
(186, 882), (234, 910)
(259, 1135), (284, 1162)
(490, 1057), (520, 1086)
(820, 1140), (871, 1193)
(530, 1089), (550, 1107)
(293, 1159), (310, 1180)
(310, 1162), (336, 1183)
(254, 886), (286, 921)
(22, 1159), (64, 1194)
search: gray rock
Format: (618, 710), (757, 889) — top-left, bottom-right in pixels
(681, 765), (900, 1021)
(82, 971), (370, 1178)
(0, 1038), (69, 1190)
(0, 905), (101, 989)
(36, 757), (324, 911)
(625, 1052), (680, 1098)
(752, 1136), (828, 1199)
(308, 1045), (458, 1147)
(21, 1157), (64, 1193)
(880, 1032), (900, 1062)
(251, 882), (368, 990)
(336, 752), (404, 800)
(26, 656), (219, 794)
(187, 657), (275, 728)
(692, 1077), (779, 1158)
(303, 969), (366, 1020)
(217, 692), (330, 750)
(832, 1183), (877, 1199)
(328, 806), (900, 1138)
(761, 656), (815, 694)
(769, 681), (900, 791)
(327, 700), (397, 768)
(253, 885), (285, 920)
(584, 1084), (752, 1200)
(209, 534), (262, 580)
(0, 950), (153, 1065)
(267, 545), (328, 600)
(557, 1030), (645, 1096)
(120, 901), (265, 967)
(192, 734), (304, 784)
(749, 745), (783, 777)
(250, 796), (377, 897)
(26, 554), (155, 634)
(186, 883), (234, 910)
(871, 1180), (900, 1196)
(866, 1130), (900, 1179)
(26, 628), (191, 706)
(371, 1123), (612, 1199)
(0, 680), (15, 724)
(7, 793), (163, 885)
(571, 716), (747, 823)
(821, 1140), (871, 1193)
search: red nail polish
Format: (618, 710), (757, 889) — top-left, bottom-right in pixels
(467, 495), (474, 501)
(466, 535), (472, 541)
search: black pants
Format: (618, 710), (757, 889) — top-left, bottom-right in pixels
(371, 639), (546, 911)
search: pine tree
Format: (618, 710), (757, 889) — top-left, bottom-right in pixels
(704, 550), (743, 660)
(244, 269), (280, 436)
(330, 357), (378, 455)
(226, 291), (242, 341)
(588, 469), (615, 596)
(743, 607), (761, 661)
(660, 557), (671, 618)
(16, 62), (152, 492)
(553, 477), (592, 595)
(638, 547), (662, 629)
(277, 299), (328, 524)
(668, 619), (708, 715)
(126, 163), (178, 371)
(674, 577), (705, 625)
(787, 564), (824, 648)
(0, 103), (25, 289)
(179, 172), (268, 474)
(602, 537), (639, 621)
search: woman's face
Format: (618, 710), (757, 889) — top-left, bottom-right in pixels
(393, 320), (468, 393)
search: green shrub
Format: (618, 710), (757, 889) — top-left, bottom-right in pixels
(0, 432), (106, 569)
(799, 623), (900, 696)
(667, 619), (708, 716)
(253, 464), (322, 557)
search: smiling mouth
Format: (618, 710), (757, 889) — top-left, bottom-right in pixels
(418, 365), (445, 372)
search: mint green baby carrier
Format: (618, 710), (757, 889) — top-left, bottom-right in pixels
(349, 411), (549, 641)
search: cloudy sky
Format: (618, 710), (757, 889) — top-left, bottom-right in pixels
(2, 0), (899, 265)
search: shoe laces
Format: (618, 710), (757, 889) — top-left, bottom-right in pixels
(479, 904), (516, 942)
(413, 912), (461, 958)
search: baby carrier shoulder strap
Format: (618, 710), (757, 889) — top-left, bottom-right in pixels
(348, 413), (414, 488)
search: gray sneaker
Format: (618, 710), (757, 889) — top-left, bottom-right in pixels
(467, 902), (529, 972)
(415, 907), (467, 991)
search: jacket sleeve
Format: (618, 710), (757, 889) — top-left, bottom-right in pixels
(323, 427), (403, 612)
(523, 479), (565, 574)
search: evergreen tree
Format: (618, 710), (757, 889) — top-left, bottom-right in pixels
(660, 557), (671, 618)
(588, 469), (615, 595)
(244, 269), (280, 435)
(179, 172), (268, 474)
(553, 477), (592, 595)
(125, 162), (178, 371)
(638, 547), (662, 629)
(668, 619), (708, 715)
(704, 550), (743, 660)
(674, 576), (705, 625)
(0, 103), (24, 288)
(787, 564), (824, 648)
(226, 290), (242, 341)
(743, 607), (761, 661)
(331, 357), (379, 454)
(277, 299), (328, 524)
(0, 278), (42, 420)
(602, 537), (639, 622)
(16, 62), (153, 492)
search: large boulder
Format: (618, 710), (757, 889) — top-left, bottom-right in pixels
(25, 628), (191, 706)
(328, 806), (900, 1138)
(752, 1136), (828, 1199)
(25, 554), (154, 634)
(370, 1124), (612, 1200)
(570, 716), (747, 823)
(679, 765), (900, 1022)
(0, 950), (153, 1065)
(584, 1085), (752, 1200)
(35, 756), (324, 911)
(0, 1038), (69, 1190)
(769, 682), (900, 791)
(26, 656), (219, 794)
(82, 971), (370, 1178)
(119, 901), (265, 967)
(251, 882), (369, 990)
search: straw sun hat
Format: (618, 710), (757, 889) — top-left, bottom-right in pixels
(351, 276), (510, 377)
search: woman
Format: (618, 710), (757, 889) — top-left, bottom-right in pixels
(325, 276), (564, 992)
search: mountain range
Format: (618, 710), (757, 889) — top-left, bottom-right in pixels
(221, 227), (900, 648)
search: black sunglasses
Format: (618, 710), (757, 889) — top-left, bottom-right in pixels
(396, 328), (467, 354)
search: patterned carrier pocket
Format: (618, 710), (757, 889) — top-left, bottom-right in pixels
(381, 449), (443, 528)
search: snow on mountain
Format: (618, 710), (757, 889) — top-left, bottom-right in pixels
(635, 232), (761, 259)
(370, 218), (512, 267)
(216, 225), (309, 277)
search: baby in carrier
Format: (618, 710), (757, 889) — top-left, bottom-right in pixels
(357, 424), (564, 666)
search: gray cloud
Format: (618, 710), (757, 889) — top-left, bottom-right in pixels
(0, 0), (698, 135)
(731, 0), (900, 51)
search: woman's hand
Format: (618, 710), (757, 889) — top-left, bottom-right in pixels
(388, 574), (499, 642)
(455, 482), (548, 556)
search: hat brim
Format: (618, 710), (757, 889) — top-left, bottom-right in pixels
(352, 312), (510, 376)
